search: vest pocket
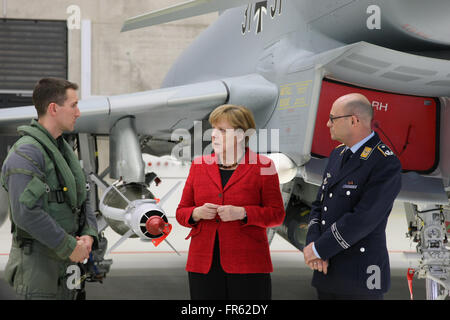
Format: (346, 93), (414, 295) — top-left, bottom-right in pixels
(19, 176), (47, 209)
(48, 202), (78, 234)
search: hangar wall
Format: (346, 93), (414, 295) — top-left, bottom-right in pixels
(1, 0), (217, 95)
(1, 0), (217, 182)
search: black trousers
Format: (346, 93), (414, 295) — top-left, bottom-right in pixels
(317, 290), (383, 300)
(188, 236), (271, 300)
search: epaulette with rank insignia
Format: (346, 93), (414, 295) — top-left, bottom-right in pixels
(377, 144), (395, 157)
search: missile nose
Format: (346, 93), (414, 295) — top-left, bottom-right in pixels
(145, 215), (166, 235)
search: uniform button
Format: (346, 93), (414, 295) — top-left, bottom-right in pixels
(346, 191), (351, 196)
(322, 185), (325, 190)
(323, 206), (328, 212)
(360, 247), (365, 253)
(329, 193), (333, 198)
(218, 193), (222, 197)
(215, 218), (220, 223)
(322, 220), (326, 225)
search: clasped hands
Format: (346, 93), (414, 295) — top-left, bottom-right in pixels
(69, 235), (94, 263)
(192, 203), (245, 222)
(303, 242), (329, 275)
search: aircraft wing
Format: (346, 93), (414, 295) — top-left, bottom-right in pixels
(293, 41), (450, 98)
(121, 0), (263, 32)
(0, 74), (278, 138)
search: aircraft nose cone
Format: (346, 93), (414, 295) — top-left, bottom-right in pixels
(146, 215), (165, 235)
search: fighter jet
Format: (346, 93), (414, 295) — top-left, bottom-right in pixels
(1, 0), (450, 299)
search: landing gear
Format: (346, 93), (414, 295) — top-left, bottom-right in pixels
(405, 203), (450, 300)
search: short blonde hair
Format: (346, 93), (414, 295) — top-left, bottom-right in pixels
(209, 104), (256, 145)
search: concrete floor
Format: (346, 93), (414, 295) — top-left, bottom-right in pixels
(0, 250), (425, 300)
(0, 199), (433, 300)
(80, 260), (426, 300)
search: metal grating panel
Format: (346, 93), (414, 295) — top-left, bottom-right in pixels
(0, 93), (32, 109)
(336, 59), (378, 74)
(381, 71), (421, 82)
(0, 19), (68, 95)
(394, 66), (438, 76)
(347, 53), (391, 68)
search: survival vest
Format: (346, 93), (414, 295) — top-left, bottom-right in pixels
(1, 119), (87, 244)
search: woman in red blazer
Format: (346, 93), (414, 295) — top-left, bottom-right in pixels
(176, 104), (285, 300)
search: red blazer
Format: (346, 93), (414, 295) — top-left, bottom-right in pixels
(176, 148), (286, 274)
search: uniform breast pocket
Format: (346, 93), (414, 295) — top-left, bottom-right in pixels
(338, 187), (356, 198)
(338, 184), (362, 208)
(338, 179), (359, 196)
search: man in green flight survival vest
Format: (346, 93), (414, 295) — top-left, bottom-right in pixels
(0, 78), (98, 300)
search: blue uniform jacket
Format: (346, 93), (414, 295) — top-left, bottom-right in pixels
(306, 132), (402, 296)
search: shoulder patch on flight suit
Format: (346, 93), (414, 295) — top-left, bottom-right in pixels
(377, 144), (394, 157)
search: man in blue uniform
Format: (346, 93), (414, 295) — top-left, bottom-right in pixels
(304, 93), (402, 299)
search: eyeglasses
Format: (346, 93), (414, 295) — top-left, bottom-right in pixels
(329, 114), (353, 124)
